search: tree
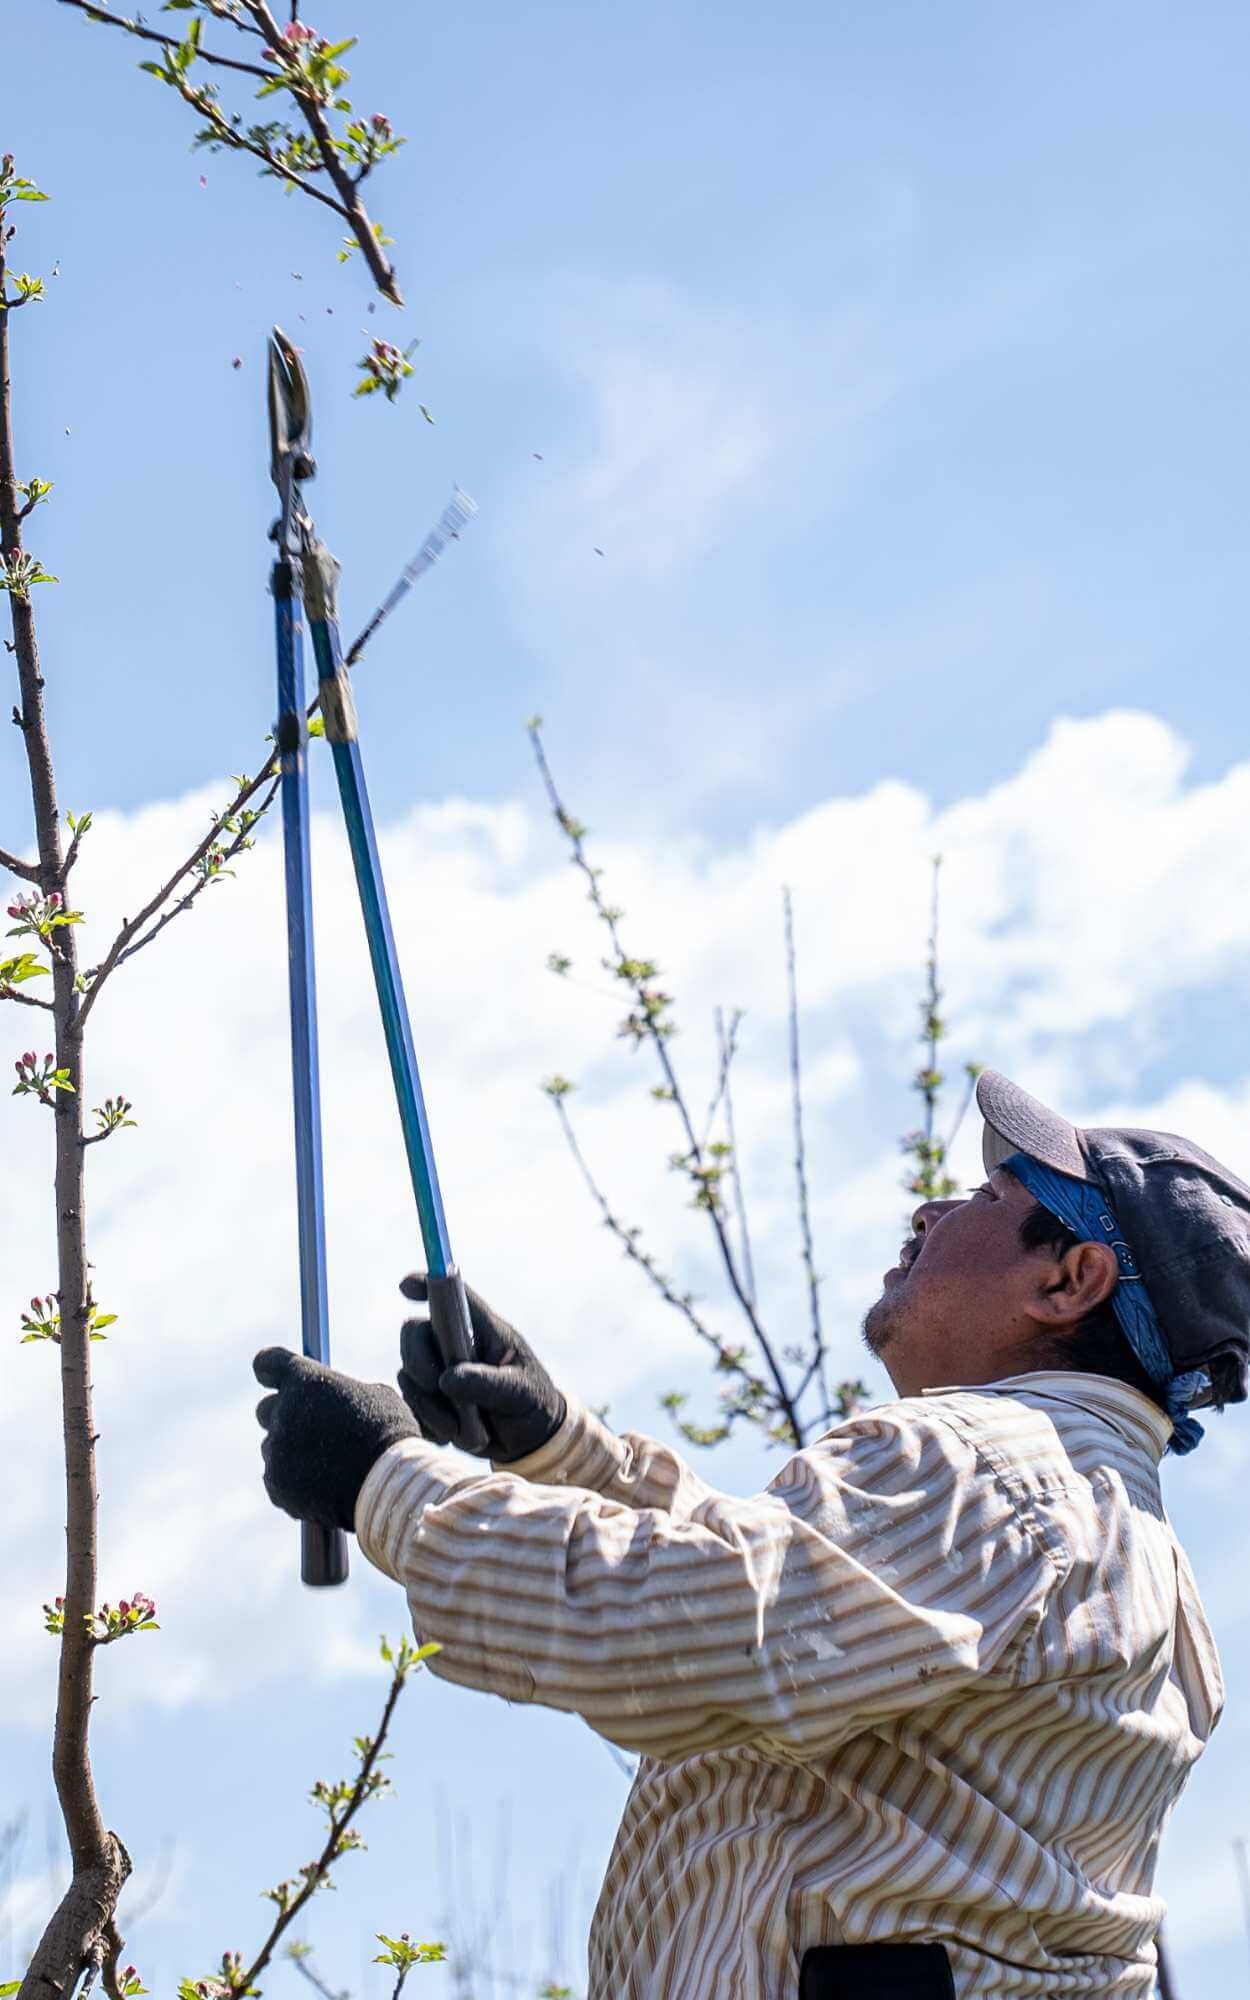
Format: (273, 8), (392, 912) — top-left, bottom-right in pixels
(531, 725), (979, 1457)
(3, 4), (435, 1985)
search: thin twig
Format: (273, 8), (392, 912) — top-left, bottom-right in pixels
(112, 773), (280, 974)
(529, 724), (802, 1443)
(288, 1951), (349, 2000)
(715, 1007), (757, 1310)
(550, 1093), (729, 1365)
(783, 887), (827, 1425)
(229, 1666), (410, 1997)
(0, 841), (40, 881)
(699, 1005), (742, 1150)
(78, 766), (276, 1027)
(56, 0), (273, 77)
(1, 985), (54, 1009)
(942, 1064), (978, 1160)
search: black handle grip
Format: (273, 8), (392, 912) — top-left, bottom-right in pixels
(302, 1522), (350, 1588)
(426, 1268), (491, 1455)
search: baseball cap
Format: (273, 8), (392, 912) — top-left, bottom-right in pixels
(977, 1068), (1250, 1408)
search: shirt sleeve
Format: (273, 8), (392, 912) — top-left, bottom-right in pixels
(500, 1396), (728, 1520)
(355, 1401), (1059, 1763)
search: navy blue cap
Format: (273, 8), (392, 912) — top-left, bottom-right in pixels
(978, 1068), (1250, 1408)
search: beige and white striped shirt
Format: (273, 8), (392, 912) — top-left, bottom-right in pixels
(357, 1372), (1223, 1998)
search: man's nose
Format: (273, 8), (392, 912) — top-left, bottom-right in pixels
(910, 1196), (965, 1236)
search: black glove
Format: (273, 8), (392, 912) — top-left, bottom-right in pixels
(254, 1347), (421, 1532)
(398, 1274), (566, 1464)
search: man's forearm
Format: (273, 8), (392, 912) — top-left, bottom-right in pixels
(503, 1396), (726, 1522)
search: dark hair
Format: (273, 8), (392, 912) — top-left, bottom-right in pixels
(1018, 1200), (1167, 1410)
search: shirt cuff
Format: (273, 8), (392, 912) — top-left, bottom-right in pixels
(355, 1435), (463, 1581)
(499, 1395), (633, 1492)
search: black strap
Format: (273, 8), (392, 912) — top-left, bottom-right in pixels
(799, 1942), (956, 2000)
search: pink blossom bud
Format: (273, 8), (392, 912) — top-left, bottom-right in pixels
(119, 1600), (130, 1617)
(31, 1297), (41, 1312)
(55, 1596), (63, 1608)
(47, 891), (61, 907)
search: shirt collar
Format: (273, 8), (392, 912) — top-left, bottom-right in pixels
(919, 1371), (1173, 1465)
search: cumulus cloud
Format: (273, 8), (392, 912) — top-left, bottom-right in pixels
(5, 706), (1250, 1733)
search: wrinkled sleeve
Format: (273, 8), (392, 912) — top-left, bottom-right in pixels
(500, 1397), (730, 1519)
(356, 1402), (1057, 1762)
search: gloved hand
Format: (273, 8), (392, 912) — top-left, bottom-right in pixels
(398, 1274), (566, 1463)
(254, 1348), (421, 1532)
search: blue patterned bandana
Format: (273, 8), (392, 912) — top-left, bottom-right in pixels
(1003, 1152), (1205, 1455)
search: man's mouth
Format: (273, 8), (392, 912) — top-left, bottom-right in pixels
(884, 1242), (920, 1283)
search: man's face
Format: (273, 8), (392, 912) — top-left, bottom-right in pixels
(862, 1168), (1046, 1395)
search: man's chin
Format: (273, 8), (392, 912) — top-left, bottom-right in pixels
(861, 1294), (897, 1358)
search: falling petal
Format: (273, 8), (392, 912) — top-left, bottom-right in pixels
(232, 357), (242, 370)
(593, 547), (605, 556)
(198, 175), (207, 188)
(532, 452), (544, 460)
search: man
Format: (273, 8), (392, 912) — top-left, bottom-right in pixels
(255, 1070), (1248, 1998)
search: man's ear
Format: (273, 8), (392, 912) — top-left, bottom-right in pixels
(1024, 1240), (1120, 1330)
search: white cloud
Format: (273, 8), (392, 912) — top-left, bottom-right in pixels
(6, 706), (1250, 1731)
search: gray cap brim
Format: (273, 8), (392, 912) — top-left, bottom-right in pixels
(976, 1068), (1091, 1181)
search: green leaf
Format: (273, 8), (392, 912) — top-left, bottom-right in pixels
(90, 1313), (118, 1330)
(0, 952), (48, 984)
(307, 716), (326, 738)
(1, 1980), (23, 1995)
(14, 189), (50, 203)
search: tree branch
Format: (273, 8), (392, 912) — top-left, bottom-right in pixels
(238, 0), (403, 303)
(782, 887), (828, 1423)
(224, 1658), (415, 1999)
(715, 1006), (757, 1311)
(78, 765), (276, 1028)
(0, 841), (40, 881)
(529, 723), (802, 1444)
(56, 0), (273, 78)
(1, 984), (54, 1009)
(547, 1089), (731, 1366)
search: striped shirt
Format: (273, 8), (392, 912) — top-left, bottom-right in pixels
(356, 1371), (1223, 1998)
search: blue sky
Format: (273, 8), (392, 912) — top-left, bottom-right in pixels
(5, 2), (1250, 1994)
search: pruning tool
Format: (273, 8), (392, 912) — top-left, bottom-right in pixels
(267, 328), (486, 1590)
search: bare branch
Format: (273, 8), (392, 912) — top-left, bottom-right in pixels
(112, 772), (280, 975)
(715, 1006), (757, 1311)
(548, 1090), (729, 1364)
(530, 722), (802, 1444)
(227, 1659), (414, 1998)
(78, 767), (276, 1028)
(288, 1950), (349, 2000)
(56, 0), (273, 78)
(783, 887), (828, 1423)
(1, 984), (54, 1009)
(699, 1004), (742, 1150)
(0, 841), (40, 881)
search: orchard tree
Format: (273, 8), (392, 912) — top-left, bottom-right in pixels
(2, 4), (442, 1986)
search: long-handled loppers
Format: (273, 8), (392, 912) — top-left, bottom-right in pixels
(267, 329), (485, 1589)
